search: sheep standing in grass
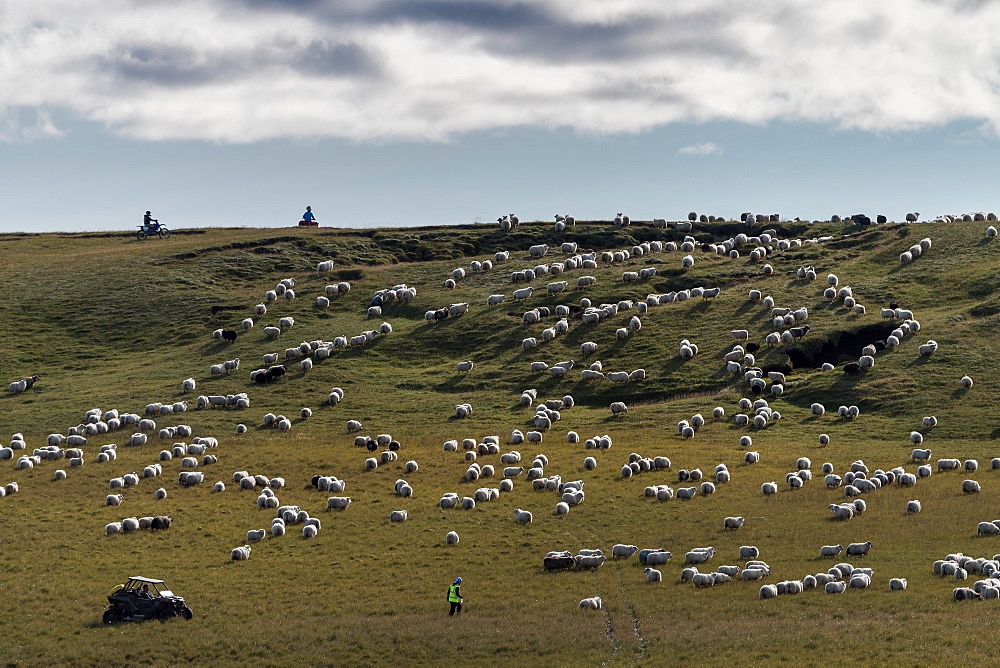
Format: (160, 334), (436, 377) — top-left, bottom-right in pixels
(231, 545), (252, 561)
(846, 541), (873, 556)
(963, 480), (981, 494)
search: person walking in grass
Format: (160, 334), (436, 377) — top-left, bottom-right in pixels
(448, 577), (464, 615)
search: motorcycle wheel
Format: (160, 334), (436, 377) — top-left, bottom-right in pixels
(180, 606), (193, 620)
(158, 228), (170, 239)
(136, 230), (148, 241)
(103, 608), (123, 625)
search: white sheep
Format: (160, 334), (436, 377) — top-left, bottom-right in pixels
(820, 544), (844, 557)
(963, 479), (982, 494)
(231, 545), (252, 561)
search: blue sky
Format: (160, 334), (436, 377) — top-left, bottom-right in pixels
(1, 1), (999, 232)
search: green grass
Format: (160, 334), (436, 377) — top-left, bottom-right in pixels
(2, 219), (1000, 665)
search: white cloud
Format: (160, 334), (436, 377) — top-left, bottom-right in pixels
(677, 141), (721, 157)
(2, 1), (1000, 143)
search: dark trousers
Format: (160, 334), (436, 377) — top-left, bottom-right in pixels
(449, 601), (462, 616)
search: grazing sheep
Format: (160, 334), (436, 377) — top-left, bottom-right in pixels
(231, 545), (252, 561)
(938, 458), (961, 471)
(646, 551), (673, 566)
(963, 479), (982, 494)
(390, 510), (408, 522)
(829, 504), (854, 520)
(846, 541), (873, 556)
(327, 497), (352, 510)
(954, 587), (981, 601)
(961, 375), (974, 389)
(978, 522), (1000, 536)
(513, 508), (533, 524)
(578, 597), (603, 610)
(906, 500), (922, 514)
(613, 544), (639, 558)
(724, 516), (745, 530)
(684, 549), (715, 565)
(759, 585), (779, 599)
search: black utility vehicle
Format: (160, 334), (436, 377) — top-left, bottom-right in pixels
(103, 576), (193, 624)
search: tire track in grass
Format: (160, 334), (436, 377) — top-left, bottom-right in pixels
(601, 603), (619, 666)
(613, 560), (646, 667)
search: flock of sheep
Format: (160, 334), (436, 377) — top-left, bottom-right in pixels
(6, 211), (1000, 623)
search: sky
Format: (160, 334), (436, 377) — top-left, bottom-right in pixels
(2, 0), (1000, 232)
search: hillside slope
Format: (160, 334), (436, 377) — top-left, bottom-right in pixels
(1, 219), (999, 664)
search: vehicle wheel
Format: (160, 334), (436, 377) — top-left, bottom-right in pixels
(136, 230), (148, 241)
(158, 228), (170, 239)
(180, 606), (193, 620)
(103, 608), (123, 625)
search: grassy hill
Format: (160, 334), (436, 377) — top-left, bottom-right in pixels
(2, 218), (1000, 664)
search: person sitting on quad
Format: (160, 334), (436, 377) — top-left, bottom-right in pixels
(300, 206), (317, 225)
(143, 211), (158, 230)
(139, 584), (153, 599)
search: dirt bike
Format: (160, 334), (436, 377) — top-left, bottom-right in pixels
(137, 221), (170, 240)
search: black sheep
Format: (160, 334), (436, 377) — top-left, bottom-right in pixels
(543, 556), (575, 571)
(221, 329), (238, 342)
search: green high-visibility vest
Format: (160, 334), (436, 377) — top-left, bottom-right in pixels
(448, 584), (461, 602)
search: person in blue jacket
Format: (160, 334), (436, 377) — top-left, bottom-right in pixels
(301, 206), (317, 225)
